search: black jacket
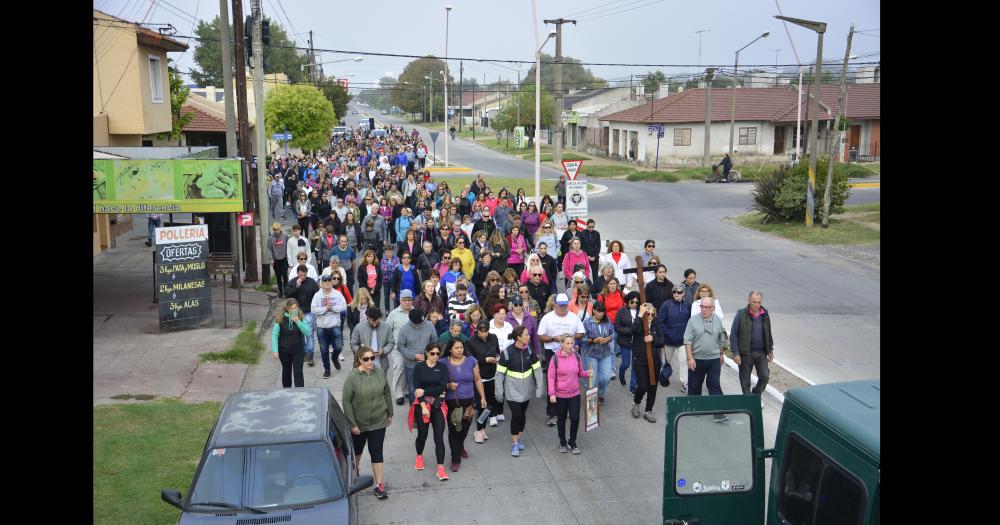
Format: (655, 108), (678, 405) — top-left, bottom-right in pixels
(645, 278), (676, 312)
(538, 254), (558, 284)
(356, 263), (383, 296)
(466, 333), (500, 380)
(578, 229), (601, 259)
(614, 307), (640, 348)
(526, 280), (551, 311)
(285, 276), (320, 313)
(631, 316), (665, 368)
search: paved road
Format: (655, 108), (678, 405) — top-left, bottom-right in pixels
(367, 105), (880, 387)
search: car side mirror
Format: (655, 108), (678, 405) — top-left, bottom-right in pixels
(161, 489), (183, 509)
(349, 475), (374, 496)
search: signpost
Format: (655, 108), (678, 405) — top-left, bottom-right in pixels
(237, 212), (255, 227)
(647, 125), (664, 171)
(561, 159), (583, 180)
(428, 131), (439, 164)
(338, 78), (349, 90)
(514, 126), (525, 149)
(273, 129), (293, 158)
(155, 225), (212, 331)
(565, 181), (588, 219)
(208, 252), (240, 328)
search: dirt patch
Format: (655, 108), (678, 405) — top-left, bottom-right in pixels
(109, 393), (158, 401)
(766, 364), (811, 393)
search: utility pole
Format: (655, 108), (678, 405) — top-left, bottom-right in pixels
(308, 31), (314, 82)
(695, 29), (710, 68)
(703, 68), (715, 167)
(806, 29), (824, 228)
(543, 17), (576, 166)
(458, 60), (463, 132)
(822, 24), (854, 228)
(232, 0), (258, 281)
(428, 77), (433, 124)
(218, 0), (241, 289)
(251, 0), (270, 283)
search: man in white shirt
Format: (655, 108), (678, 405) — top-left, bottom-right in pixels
(536, 293), (586, 426)
(312, 274), (348, 378)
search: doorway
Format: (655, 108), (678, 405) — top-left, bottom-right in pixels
(774, 126), (786, 155)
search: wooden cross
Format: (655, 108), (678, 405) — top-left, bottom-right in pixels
(624, 257), (661, 384)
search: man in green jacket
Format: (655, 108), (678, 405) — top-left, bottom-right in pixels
(342, 348), (394, 499)
(729, 290), (774, 395)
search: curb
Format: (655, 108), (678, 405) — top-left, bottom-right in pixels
(722, 356), (786, 405)
(849, 182), (880, 188)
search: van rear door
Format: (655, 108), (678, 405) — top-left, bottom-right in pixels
(663, 394), (766, 525)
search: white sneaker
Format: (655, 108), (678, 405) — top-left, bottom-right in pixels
(495, 414), (505, 422)
(339, 355), (346, 361)
(489, 417), (498, 427)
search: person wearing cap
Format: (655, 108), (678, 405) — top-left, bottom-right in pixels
(506, 294), (541, 356)
(268, 224), (290, 297)
(647, 284), (691, 394)
(495, 326), (545, 457)
(312, 274), (349, 378)
(536, 293), (586, 426)
(395, 306), (438, 403)
(384, 288), (415, 404)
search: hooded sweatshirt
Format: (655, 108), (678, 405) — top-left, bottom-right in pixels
(547, 351), (590, 398)
(342, 367), (393, 431)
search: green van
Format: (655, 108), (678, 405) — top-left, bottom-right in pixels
(662, 380), (880, 525)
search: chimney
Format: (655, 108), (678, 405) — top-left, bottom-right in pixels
(656, 83), (669, 99)
(678, 86), (684, 93)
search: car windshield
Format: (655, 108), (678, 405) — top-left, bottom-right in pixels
(189, 441), (342, 510)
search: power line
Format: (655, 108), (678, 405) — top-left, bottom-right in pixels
(578, 0), (667, 22)
(94, 20), (877, 69)
(565, 0), (632, 18)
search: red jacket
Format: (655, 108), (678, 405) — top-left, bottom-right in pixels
(597, 290), (625, 326)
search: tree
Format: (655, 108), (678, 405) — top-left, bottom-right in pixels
(491, 84), (555, 147)
(394, 57), (454, 120)
(158, 62), (194, 142)
(642, 70), (668, 95)
(264, 84), (335, 152)
(191, 16), (307, 87)
(522, 54), (607, 94)
(318, 81), (352, 122)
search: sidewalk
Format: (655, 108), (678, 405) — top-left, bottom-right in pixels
(93, 216), (275, 405)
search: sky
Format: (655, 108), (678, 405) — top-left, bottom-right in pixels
(94, 0), (880, 91)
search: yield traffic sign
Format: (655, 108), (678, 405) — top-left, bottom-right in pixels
(562, 160), (584, 180)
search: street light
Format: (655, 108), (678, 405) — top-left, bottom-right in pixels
(774, 15), (825, 227)
(444, 5), (452, 166)
(425, 72), (444, 124)
(301, 56), (363, 71)
(728, 31), (769, 156)
(535, 29), (557, 204)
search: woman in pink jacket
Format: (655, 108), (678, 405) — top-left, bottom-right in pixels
(561, 238), (591, 288)
(547, 334), (591, 454)
(506, 226), (528, 277)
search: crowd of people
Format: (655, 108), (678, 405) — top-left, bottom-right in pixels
(268, 125), (776, 499)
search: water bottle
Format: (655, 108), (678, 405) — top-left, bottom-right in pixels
(476, 407), (492, 425)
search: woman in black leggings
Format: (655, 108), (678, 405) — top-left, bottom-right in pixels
(342, 347), (392, 499)
(412, 341), (451, 481)
(631, 303), (665, 423)
(495, 326), (545, 458)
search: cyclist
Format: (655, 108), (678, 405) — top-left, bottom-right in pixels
(720, 153), (733, 183)
(449, 126), (457, 140)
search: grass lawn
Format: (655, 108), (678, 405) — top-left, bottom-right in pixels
(94, 399), (221, 525)
(734, 203), (880, 245)
(200, 321), (263, 364)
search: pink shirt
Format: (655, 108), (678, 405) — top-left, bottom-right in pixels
(547, 351), (590, 398)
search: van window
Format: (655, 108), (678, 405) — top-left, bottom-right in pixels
(777, 434), (866, 525)
(674, 412), (754, 495)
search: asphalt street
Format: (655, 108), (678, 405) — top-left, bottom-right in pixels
(366, 105), (881, 387)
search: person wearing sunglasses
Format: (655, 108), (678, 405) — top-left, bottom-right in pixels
(342, 346), (393, 499)
(657, 285), (693, 394)
(449, 237), (475, 280)
(411, 341), (451, 481)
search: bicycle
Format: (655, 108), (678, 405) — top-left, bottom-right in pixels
(706, 164), (741, 183)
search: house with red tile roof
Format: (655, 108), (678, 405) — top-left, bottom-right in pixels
(598, 83), (879, 167)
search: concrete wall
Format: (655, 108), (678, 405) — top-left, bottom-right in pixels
(94, 114), (110, 147)
(605, 120), (777, 167)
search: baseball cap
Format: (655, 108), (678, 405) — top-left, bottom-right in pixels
(400, 289), (414, 299)
(320, 274), (334, 281)
(510, 295), (524, 306)
(555, 293), (570, 305)
(476, 320), (490, 331)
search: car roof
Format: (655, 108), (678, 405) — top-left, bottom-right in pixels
(211, 387), (331, 448)
(785, 380), (880, 460)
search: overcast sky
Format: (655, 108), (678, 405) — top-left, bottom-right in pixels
(95, 0), (879, 90)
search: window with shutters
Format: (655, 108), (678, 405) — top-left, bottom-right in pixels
(674, 128), (692, 146)
(739, 127), (757, 146)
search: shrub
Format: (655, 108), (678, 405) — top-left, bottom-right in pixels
(749, 157), (852, 223)
(749, 166), (788, 223)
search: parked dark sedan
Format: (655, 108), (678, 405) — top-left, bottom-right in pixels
(162, 387), (372, 524)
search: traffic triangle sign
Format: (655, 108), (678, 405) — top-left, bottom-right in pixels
(562, 160), (584, 180)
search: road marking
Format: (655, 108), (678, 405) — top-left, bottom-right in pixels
(426, 166), (472, 172)
(849, 182), (880, 188)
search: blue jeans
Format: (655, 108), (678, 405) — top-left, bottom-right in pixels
(382, 283), (394, 311)
(404, 366), (416, 403)
(688, 358), (723, 396)
(619, 345), (631, 380)
(303, 312), (315, 356)
(147, 217), (161, 242)
(316, 325), (343, 372)
(584, 354), (615, 398)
